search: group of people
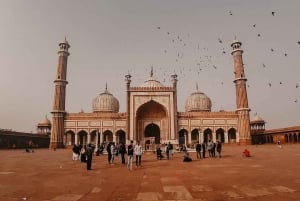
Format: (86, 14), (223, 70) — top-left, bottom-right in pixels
(195, 140), (222, 159)
(72, 140), (225, 170)
(72, 144), (94, 170)
(72, 141), (143, 171)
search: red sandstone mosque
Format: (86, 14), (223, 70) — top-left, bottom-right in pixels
(49, 38), (252, 150)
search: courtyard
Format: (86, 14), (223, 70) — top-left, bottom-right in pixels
(0, 144), (299, 201)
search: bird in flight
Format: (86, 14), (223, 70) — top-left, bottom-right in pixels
(271, 48), (274, 52)
(271, 11), (276, 16)
(218, 38), (222, 43)
(157, 26), (161, 29)
(296, 83), (299, 88)
(262, 63), (266, 68)
(229, 11), (233, 15)
(253, 24), (256, 28)
(268, 83), (272, 87)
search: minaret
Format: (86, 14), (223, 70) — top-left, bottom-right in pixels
(50, 38), (70, 149)
(125, 73), (132, 143)
(171, 73), (178, 142)
(231, 40), (251, 145)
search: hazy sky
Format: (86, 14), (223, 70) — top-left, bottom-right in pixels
(0, 0), (299, 132)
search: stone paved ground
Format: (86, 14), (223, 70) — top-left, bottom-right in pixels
(0, 144), (300, 201)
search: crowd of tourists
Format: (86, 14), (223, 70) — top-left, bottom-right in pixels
(71, 139), (223, 170)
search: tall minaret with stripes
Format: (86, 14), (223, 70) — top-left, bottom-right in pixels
(231, 40), (251, 145)
(50, 38), (70, 149)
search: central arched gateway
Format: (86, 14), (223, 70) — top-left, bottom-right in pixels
(144, 123), (160, 144)
(136, 100), (168, 143)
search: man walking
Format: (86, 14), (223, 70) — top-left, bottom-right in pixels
(134, 140), (142, 168)
(127, 141), (134, 170)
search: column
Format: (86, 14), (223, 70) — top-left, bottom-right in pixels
(75, 133), (78, 145)
(188, 131), (191, 146)
(224, 132), (229, 143)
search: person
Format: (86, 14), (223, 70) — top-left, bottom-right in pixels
(243, 148), (250, 157)
(196, 142), (202, 159)
(277, 141), (282, 149)
(72, 144), (80, 160)
(212, 142), (216, 158)
(119, 142), (126, 165)
(86, 143), (93, 170)
(110, 142), (115, 164)
(106, 142), (112, 164)
(167, 142), (173, 159)
(165, 143), (170, 160)
(183, 152), (192, 162)
(207, 140), (214, 158)
(134, 140), (142, 168)
(216, 141), (222, 158)
(80, 146), (87, 162)
(201, 142), (206, 158)
(127, 141), (134, 170)
(156, 145), (164, 160)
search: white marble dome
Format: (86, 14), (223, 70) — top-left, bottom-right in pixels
(92, 88), (119, 113)
(140, 76), (165, 88)
(185, 90), (212, 112)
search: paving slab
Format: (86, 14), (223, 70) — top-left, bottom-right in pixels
(1, 144), (300, 201)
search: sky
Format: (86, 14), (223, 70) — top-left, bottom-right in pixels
(0, 0), (299, 132)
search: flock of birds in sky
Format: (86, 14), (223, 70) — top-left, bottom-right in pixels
(148, 10), (299, 104)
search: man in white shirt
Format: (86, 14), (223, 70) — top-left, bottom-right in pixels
(134, 140), (142, 167)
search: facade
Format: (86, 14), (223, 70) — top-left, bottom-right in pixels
(0, 129), (50, 149)
(50, 39), (252, 149)
(251, 114), (300, 144)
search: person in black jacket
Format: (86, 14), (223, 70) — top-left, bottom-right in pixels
(119, 142), (126, 164)
(86, 143), (93, 170)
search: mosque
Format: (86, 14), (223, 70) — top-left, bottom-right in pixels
(49, 38), (252, 149)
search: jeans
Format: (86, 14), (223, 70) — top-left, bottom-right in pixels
(127, 155), (133, 170)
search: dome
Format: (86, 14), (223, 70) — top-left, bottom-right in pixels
(251, 114), (265, 122)
(140, 76), (165, 88)
(140, 67), (165, 88)
(92, 87), (119, 113)
(38, 115), (51, 126)
(185, 90), (212, 112)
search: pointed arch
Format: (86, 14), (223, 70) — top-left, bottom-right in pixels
(216, 128), (225, 143)
(228, 128), (236, 143)
(203, 128), (212, 143)
(178, 129), (188, 145)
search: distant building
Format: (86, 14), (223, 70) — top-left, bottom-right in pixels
(0, 129), (50, 149)
(49, 38), (252, 150)
(251, 114), (300, 144)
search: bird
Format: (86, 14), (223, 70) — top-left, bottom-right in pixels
(247, 84), (250, 88)
(157, 26), (161, 29)
(296, 83), (299, 88)
(262, 63), (266, 68)
(284, 53), (288, 57)
(271, 48), (274, 52)
(295, 99), (298, 103)
(298, 41), (300, 45)
(271, 11), (276, 16)
(218, 38), (222, 43)
(222, 50), (226, 54)
(279, 81), (283, 85)
(167, 32), (170, 35)
(229, 11), (233, 15)
(257, 33), (261, 37)
(268, 83), (272, 87)
(253, 24), (256, 27)
(213, 65), (217, 69)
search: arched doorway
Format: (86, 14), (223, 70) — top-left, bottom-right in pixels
(178, 129), (188, 145)
(203, 128), (212, 143)
(78, 130), (88, 145)
(216, 128), (225, 143)
(90, 130), (97, 145)
(65, 130), (75, 146)
(144, 123), (160, 144)
(136, 100), (168, 142)
(103, 130), (113, 143)
(191, 129), (199, 144)
(116, 130), (126, 144)
(228, 128), (236, 143)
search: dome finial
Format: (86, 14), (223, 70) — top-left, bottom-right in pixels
(150, 66), (153, 77)
(196, 82), (199, 91)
